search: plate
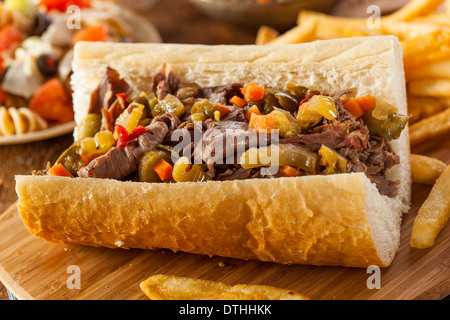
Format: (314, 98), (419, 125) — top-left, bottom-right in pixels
(0, 122), (75, 145)
(189, 0), (338, 31)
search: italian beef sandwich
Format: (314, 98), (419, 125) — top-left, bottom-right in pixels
(15, 36), (411, 268)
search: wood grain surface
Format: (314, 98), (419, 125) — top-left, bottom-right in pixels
(1, 0), (449, 300)
(0, 144), (449, 300)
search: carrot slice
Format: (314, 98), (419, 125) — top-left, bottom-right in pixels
(344, 98), (364, 118)
(245, 105), (261, 120)
(153, 159), (173, 181)
(241, 83), (265, 103)
(230, 95), (246, 108)
(218, 104), (231, 116)
(249, 113), (275, 132)
(47, 163), (74, 177)
(280, 165), (303, 177)
(357, 96), (377, 111)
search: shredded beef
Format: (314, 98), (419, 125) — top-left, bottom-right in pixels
(152, 112), (181, 132)
(199, 83), (243, 105)
(193, 121), (250, 164)
(88, 67), (131, 115)
(280, 105), (399, 197)
(152, 64), (180, 100)
(221, 107), (246, 122)
(216, 167), (260, 181)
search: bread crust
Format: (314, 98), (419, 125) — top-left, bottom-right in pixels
(15, 37), (411, 267)
(17, 173), (392, 267)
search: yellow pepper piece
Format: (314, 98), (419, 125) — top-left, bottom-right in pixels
(296, 95), (338, 127)
(318, 145), (347, 175)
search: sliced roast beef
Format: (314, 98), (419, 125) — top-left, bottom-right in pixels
(288, 121), (369, 153)
(151, 112), (181, 132)
(200, 83), (243, 105)
(77, 121), (169, 179)
(368, 174), (399, 197)
(191, 120), (272, 165)
(152, 63), (181, 100)
(221, 107), (246, 122)
(216, 167), (260, 181)
(88, 67), (131, 115)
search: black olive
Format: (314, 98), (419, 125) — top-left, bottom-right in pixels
(273, 90), (299, 113)
(37, 54), (58, 77)
(33, 13), (51, 36)
(262, 92), (280, 114)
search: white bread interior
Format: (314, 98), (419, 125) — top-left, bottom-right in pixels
(15, 37), (411, 267)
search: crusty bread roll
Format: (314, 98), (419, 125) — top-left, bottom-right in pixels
(15, 36), (411, 268)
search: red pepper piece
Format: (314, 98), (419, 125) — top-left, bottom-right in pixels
(116, 124), (147, 148)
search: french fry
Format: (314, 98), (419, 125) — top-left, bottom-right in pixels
(406, 59), (450, 80)
(296, 10), (371, 40)
(412, 14), (450, 27)
(409, 108), (450, 145)
(407, 101), (422, 124)
(140, 274), (309, 300)
(255, 25), (280, 45)
(410, 154), (447, 185)
(411, 163), (450, 248)
(441, 97), (450, 108)
(385, 0), (444, 21)
(380, 20), (443, 40)
(407, 96), (444, 119)
(266, 20), (315, 45)
(401, 30), (450, 68)
(408, 78), (450, 97)
(446, 0), (450, 14)
(404, 44), (450, 70)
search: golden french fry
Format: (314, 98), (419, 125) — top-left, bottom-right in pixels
(385, 0), (444, 21)
(406, 59), (450, 81)
(410, 154), (447, 185)
(409, 108), (450, 145)
(296, 10), (371, 40)
(381, 20), (443, 40)
(407, 96), (444, 119)
(446, 0), (450, 14)
(408, 78), (450, 97)
(400, 29), (450, 68)
(407, 102), (422, 124)
(441, 97), (450, 108)
(411, 163), (450, 248)
(404, 44), (450, 69)
(255, 25), (280, 45)
(267, 21), (315, 45)
(411, 13), (450, 26)
(140, 274), (309, 300)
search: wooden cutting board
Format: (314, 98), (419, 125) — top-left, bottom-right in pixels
(0, 180), (448, 300)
